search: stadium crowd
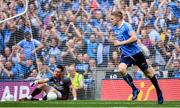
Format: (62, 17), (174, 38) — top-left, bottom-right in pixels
(0, 0), (180, 84)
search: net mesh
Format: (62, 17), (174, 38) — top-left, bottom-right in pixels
(0, 0), (179, 100)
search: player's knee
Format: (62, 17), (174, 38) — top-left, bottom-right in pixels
(139, 64), (149, 72)
(145, 73), (154, 78)
(119, 67), (127, 76)
(143, 68), (155, 78)
(37, 83), (46, 89)
(56, 91), (62, 99)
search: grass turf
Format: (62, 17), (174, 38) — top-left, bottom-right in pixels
(0, 100), (180, 108)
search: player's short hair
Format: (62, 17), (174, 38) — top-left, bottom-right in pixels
(24, 31), (31, 36)
(111, 11), (123, 20)
(57, 65), (64, 72)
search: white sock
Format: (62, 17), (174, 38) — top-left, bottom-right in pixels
(39, 98), (43, 101)
(27, 95), (32, 100)
(57, 92), (62, 99)
(73, 97), (77, 100)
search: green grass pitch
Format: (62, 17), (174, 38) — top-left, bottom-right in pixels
(0, 100), (180, 108)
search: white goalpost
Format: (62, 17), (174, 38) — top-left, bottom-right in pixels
(0, 0), (29, 24)
(0, 0), (41, 72)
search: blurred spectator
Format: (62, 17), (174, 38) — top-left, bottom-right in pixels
(62, 39), (77, 66)
(58, 24), (68, 44)
(8, 46), (19, 64)
(107, 60), (115, 70)
(67, 64), (84, 100)
(36, 59), (52, 79)
(173, 59), (180, 78)
(16, 52), (31, 78)
(48, 37), (61, 64)
(88, 59), (96, 74)
(16, 0), (25, 14)
(137, 39), (150, 58)
(28, 3), (42, 40)
(84, 59), (96, 99)
(140, 28), (152, 49)
(85, 35), (97, 59)
(75, 54), (89, 74)
(133, 65), (145, 79)
(111, 51), (119, 68)
(75, 38), (86, 54)
(96, 34), (105, 66)
(48, 55), (57, 72)
(87, 59), (96, 84)
(167, 0), (180, 19)
(83, 54), (90, 64)
(153, 41), (170, 69)
(152, 63), (163, 78)
(0, 61), (19, 81)
(3, 47), (12, 61)
(166, 55), (180, 77)
(16, 31), (44, 60)
(148, 25), (161, 46)
(0, 24), (6, 53)
(26, 68), (38, 80)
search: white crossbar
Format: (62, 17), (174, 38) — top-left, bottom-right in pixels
(0, 0), (29, 24)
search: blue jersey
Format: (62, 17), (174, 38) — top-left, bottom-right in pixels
(17, 39), (41, 60)
(112, 21), (141, 56)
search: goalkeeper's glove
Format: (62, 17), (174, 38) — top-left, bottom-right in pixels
(30, 80), (38, 87)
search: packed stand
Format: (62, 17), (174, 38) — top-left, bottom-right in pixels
(0, 0), (180, 83)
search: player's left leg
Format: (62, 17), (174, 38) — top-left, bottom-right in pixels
(36, 85), (62, 100)
(133, 52), (163, 104)
(26, 83), (49, 100)
(143, 67), (164, 104)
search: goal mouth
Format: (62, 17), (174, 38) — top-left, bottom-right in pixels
(0, 0), (29, 24)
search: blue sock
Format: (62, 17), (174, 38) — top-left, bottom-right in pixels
(150, 75), (161, 93)
(123, 74), (137, 91)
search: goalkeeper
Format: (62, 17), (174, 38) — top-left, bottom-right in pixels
(21, 65), (71, 101)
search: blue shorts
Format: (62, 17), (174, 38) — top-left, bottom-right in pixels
(119, 52), (148, 72)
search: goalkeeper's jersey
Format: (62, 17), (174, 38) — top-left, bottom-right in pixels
(49, 76), (71, 99)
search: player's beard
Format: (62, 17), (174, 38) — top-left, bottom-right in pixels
(56, 73), (63, 79)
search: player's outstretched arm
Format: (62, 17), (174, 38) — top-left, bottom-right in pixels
(30, 78), (49, 86)
(37, 78), (49, 84)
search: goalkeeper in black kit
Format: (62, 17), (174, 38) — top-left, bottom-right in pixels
(21, 65), (71, 101)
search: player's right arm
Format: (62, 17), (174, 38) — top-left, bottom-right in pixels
(36, 78), (49, 84)
(31, 78), (49, 86)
